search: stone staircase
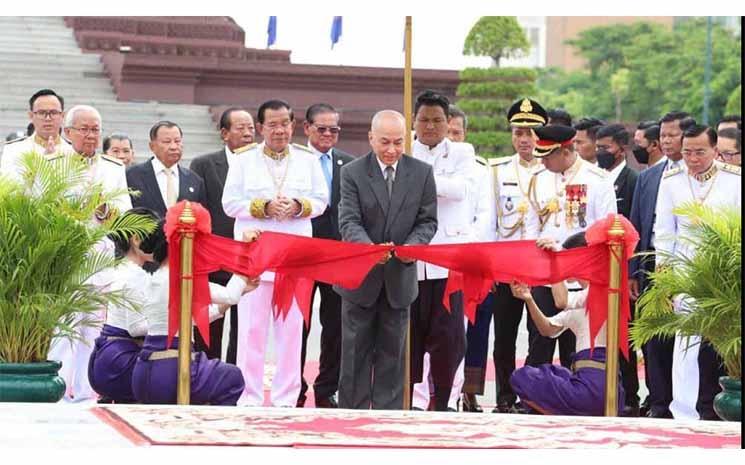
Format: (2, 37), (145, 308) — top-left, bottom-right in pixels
(0, 16), (221, 163)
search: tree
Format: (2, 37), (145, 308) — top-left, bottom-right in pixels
(463, 16), (530, 68)
(610, 68), (630, 122)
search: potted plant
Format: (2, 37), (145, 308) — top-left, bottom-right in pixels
(0, 152), (153, 402)
(630, 202), (741, 421)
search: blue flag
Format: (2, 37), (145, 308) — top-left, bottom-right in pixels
(331, 16), (342, 49)
(267, 16), (277, 48)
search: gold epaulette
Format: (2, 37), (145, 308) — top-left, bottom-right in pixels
(663, 166), (684, 179)
(292, 143), (313, 153)
(101, 154), (124, 166)
(44, 153), (64, 161)
(488, 157), (511, 167)
(587, 164), (609, 177)
(475, 155), (488, 166)
(720, 163), (741, 176)
(234, 143), (257, 154)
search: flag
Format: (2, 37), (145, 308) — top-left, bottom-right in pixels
(267, 16), (277, 48)
(330, 16), (342, 49)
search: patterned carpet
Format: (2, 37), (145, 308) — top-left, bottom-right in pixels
(94, 404), (741, 448)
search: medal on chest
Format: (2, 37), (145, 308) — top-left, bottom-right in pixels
(565, 184), (588, 228)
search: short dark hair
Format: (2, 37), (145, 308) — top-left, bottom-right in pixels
(414, 90), (450, 118)
(683, 124), (717, 147)
(548, 108), (572, 126)
(257, 99), (294, 124)
(642, 125), (661, 144)
(103, 132), (133, 152)
(637, 120), (658, 130)
(717, 127), (741, 152)
(109, 207), (160, 258)
(139, 218), (168, 268)
(29, 88), (64, 111)
(149, 121), (182, 141)
(717, 115), (741, 130)
(26, 123), (34, 136)
(448, 105), (468, 131)
(659, 111), (690, 125)
(679, 116), (697, 133)
(595, 123), (630, 146)
(305, 103), (338, 125)
(562, 231), (587, 250)
(219, 107), (250, 131)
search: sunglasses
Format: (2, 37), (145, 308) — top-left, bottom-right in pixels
(313, 125), (341, 135)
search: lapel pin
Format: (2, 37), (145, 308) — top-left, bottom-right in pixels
(189, 187), (195, 193)
(337, 159), (343, 165)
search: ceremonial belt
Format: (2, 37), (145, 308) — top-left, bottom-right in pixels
(149, 349), (194, 361)
(106, 335), (144, 346)
(571, 360), (606, 372)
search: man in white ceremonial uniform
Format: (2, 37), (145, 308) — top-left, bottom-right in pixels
(1, 89), (75, 181)
(524, 124), (617, 371)
(409, 90), (474, 411)
(654, 124), (740, 421)
(222, 99), (329, 407)
(46, 105), (132, 403)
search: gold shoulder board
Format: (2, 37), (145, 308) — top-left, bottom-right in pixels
(101, 154), (124, 166)
(292, 143), (313, 153)
(720, 163), (741, 176)
(233, 142), (257, 154)
(663, 166), (683, 178)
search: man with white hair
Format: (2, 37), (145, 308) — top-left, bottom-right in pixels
(46, 104), (132, 403)
(0, 88), (75, 181)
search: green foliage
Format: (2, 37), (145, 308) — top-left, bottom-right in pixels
(463, 17), (530, 67)
(725, 85), (741, 116)
(0, 152), (155, 363)
(631, 203), (741, 379)
(539, 19), (741, 124)
(457, 98), (516, 115)
(468, 115), (508, 132)
(464, 131), (513, 157)
(460, 67), (537, 82)
(457, 81), (536, 99)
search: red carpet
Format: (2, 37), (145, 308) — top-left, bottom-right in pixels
(94, 404), (741, 449)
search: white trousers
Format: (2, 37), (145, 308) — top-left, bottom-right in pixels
(413, 317), (468, 410)
(670, 295), (700, 420)
(236, 280), (302, 407)
(48, 311), (102, 402)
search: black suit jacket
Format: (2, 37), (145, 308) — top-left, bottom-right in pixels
(613, 164), (639, 219)
(312, 147), (355, 240)
(334, 152), (438, 309)
(628, 161), (666, 291)
(126, 157), (207, 220)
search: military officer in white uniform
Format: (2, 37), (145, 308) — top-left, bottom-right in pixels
(1, 89), (75, 182)
(222, 99), (329, 407)
(654, 124), (741, 421)
(46, 104), (131, 403)
(524, 124), (617, 370)
(407, 91), (475, 411)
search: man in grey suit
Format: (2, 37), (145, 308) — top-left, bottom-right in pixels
(335, 110), (438, 410)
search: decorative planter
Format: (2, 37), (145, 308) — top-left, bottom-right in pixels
(713, 376), (741, 422)
(0, 361), (66, 403)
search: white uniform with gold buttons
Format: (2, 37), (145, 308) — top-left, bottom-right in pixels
(222, 141), (329, 407)
(525, 155), (618, 245)
(654, 161), (741, 420)
(0, 133), (75, 183)
(491, 153), (543, 241)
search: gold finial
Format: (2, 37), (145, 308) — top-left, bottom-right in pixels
(179, 200), (197, 225)
(520, 98), (533, 113)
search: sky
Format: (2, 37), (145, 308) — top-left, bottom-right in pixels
(231, 15), (494, 70)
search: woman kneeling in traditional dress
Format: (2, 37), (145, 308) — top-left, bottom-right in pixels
(508, 231), (624, 416)
(130, 219), (259, 405)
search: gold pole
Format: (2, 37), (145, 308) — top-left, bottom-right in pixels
(177, 201), (197, 405)
(604, 214), (624, 416)
(402, 15), (413, 411)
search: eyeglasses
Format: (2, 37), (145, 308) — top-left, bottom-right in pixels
(313, 125), (341, 135)
(719, 151), (740, 159)
(33, 110), (63, 119)
(69, 127), (101, 136)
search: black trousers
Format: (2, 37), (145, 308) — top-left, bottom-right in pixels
(696, 339), (727, 420)
(526, 287), (575, 369)
(299, 282), (343, 403)
(463, 293), (495, 395)
(645, 335), (674, 415)
(410, 278), (466, 410)
(619, 300), (640, 407)
(491, 283), (525, 406)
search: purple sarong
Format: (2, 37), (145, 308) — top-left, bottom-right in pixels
(131, 335), (244, 405)
(87, 324), (142, 402)
(510, 347), (624, 416)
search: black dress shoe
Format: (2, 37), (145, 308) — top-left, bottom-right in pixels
(621, 404), (640, 417)
(646, 409), (673, 419)
(314, 395), (338, 408)
(296, 395), (307, 408)
(446, 407), (457, 412)
(491, 402), (514, 413)
(462, 393), (483, 413)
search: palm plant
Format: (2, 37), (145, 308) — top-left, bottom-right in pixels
(630, 202), (741, 380)
(0, 151), (154, 363)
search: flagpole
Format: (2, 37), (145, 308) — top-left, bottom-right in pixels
(403, 15), (413, 411)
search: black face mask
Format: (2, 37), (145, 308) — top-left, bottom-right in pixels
(632, 145), (650, 165)
(596, 150), (616, 170)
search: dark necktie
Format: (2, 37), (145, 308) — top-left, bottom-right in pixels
(385, 165), (394, 197)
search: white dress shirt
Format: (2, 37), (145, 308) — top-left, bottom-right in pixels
(609, 159), (627, 184)
(151, 157), (180, 207)
(548, 288), (606, 352)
